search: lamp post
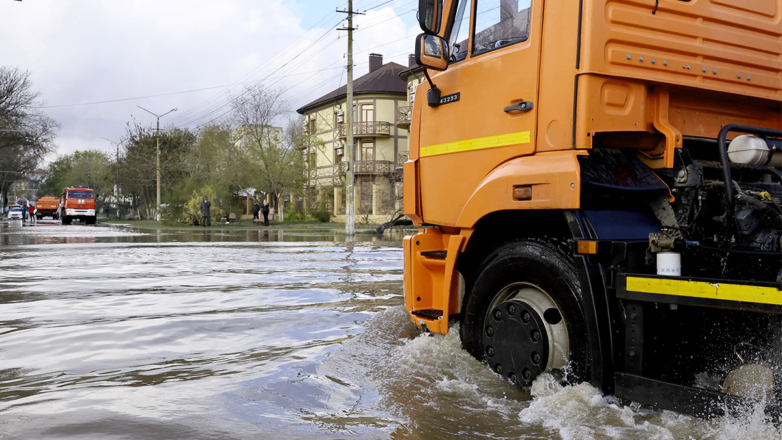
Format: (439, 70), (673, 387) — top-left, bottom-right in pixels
(136, 106), (177, 221)
(102, 137), (121, 218)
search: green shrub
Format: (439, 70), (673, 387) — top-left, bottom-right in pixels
(285, 209), (306, 222)
(182, 187), (225, 225)
(310, 210), (331, 223)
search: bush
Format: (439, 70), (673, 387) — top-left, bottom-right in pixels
(182, 187), (225, 225)
(310, 210), (331, 223)
(285, 209), (306, 222)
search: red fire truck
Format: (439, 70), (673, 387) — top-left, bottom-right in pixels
(60, 186), (96, 225)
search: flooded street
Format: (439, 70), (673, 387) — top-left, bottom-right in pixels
(0, 222), (780, 439)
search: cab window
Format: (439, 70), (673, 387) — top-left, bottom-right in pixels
(472, 0), (531, 56)
(448, 0), (471, 62)
(67, 190), (94, 199)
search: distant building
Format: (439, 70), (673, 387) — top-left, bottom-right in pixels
(232, 125), (283, 150)
(397, 54), (425, 140)
(10, 168), (46, 203)
(230, 125), (283, 218)
(296, 53), (409, 222)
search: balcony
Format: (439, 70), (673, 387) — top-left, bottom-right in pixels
(335, 160), (394, 175)
(396, 152), (408, 169)
(338, 121), (392, 138)
(396, 106), (412, 130)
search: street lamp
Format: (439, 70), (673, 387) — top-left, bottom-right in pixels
(102, 137), (122, 218)
(136, 106), (177, 221)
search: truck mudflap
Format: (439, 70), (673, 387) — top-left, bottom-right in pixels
(615, 273), (782, 418)
(617, 274), (782, 313)
(615, 372), (782, 420)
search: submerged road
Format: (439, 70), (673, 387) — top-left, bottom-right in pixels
(0, 222), (778, 439)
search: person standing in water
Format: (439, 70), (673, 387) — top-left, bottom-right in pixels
(200, 196), (211, 227)
(261, 199), (270, 226)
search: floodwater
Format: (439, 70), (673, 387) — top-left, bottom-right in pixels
(0, 221), (780, 439)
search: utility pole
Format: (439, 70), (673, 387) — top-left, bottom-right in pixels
(102, 137), (121, 218)
(337, 1), (362, 236)
(137, 106), (177, 221)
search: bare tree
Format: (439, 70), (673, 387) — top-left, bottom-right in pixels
(0, 67), (59, 208)
(231, 85), (304, 219)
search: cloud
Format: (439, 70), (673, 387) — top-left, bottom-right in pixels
(0, 0), (419, 162)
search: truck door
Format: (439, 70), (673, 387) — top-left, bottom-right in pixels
(417, 0), (542, 227)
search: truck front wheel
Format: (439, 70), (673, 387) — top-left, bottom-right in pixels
(460, 239), (590, 387)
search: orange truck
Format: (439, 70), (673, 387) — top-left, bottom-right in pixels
(60, 186), (96, 225)
(405, 0), (782, 418)
(35, 197), (60, 220)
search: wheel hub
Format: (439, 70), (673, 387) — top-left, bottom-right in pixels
(484, 299), (550, 387)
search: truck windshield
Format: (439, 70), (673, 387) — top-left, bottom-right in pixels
(68, 191), (94, 199)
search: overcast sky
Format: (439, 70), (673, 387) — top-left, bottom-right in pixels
(0, 0), (419, 162)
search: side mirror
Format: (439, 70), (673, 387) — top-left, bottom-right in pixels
(418, 0), (443, 34)
(415, 34), (449, 72)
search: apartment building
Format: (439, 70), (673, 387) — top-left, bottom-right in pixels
(296, 53), (409, 222)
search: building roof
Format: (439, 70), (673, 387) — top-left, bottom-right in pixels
(296, 62), (408, 114)
(399, 65), (425, 82)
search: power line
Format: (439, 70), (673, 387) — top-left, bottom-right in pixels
(172, 17), (346, 128)
(175, 29), (344, 128)
(32, 66), (346, 109)
(168, 0), (418, 130)
(171, 0), (416, 128)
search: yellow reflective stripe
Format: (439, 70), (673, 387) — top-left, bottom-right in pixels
(626, 277), (782, 306)
(420, 131), (531, 158)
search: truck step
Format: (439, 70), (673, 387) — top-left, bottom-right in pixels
(411, 309), (444, 320)
(420, 250), (447, 260)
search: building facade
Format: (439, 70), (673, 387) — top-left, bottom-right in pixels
(296, 54), (410, 222)
(397, 57), (425, 148)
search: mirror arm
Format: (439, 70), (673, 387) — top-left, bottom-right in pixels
(424, 69), (441, 107)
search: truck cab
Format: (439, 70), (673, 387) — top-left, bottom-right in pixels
(405, 0), (782, 418)
(60, 186), (96, 225)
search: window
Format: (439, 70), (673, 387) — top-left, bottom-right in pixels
(360, 141), (375, 162)
(309, 118), (316, 134)
(67, 191), (94, 199)
(449, 0), (471, 62)
(361, 104), (374, 123)
(473, 0), (531, 56)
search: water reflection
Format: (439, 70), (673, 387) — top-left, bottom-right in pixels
(1, 222), (776, 439)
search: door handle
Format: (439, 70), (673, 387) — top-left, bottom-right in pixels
(504, 101), (534, 113)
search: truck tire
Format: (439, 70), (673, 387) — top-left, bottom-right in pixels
(86, 216), (96, 225)
(61, 216), (71, 225)
(460, 239), (590, 387)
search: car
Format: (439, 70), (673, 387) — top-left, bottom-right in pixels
(7, 205), (23, 220)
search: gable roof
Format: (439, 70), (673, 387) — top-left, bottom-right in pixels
(296, 62), (408, 114)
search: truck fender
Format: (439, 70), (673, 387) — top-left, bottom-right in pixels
(454, 151), (584, 229)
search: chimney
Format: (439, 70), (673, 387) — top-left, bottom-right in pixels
(369, 53), (383, 73)
(408, 54), (417, 68)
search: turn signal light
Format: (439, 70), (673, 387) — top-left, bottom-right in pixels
(576, 241), (598, 255)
